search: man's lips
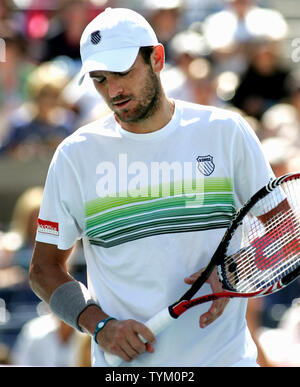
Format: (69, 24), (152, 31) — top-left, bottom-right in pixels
(113, 98), (131, 108)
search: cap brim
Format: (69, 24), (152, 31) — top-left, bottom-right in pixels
(78, 46), (140, 85)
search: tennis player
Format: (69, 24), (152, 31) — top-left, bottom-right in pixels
(29, 8), (274, 366)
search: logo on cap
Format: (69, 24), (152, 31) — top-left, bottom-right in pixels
(91, 30), (102, 45)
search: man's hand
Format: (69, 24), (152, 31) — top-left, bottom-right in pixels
(96, 318), (156, 363)
(184, 268), (229, 328)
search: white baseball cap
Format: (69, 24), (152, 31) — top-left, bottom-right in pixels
(78, 8), (159, 84)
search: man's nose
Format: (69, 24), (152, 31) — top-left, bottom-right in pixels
(107, 78), (124, 98)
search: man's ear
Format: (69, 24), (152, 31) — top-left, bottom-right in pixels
(151, 44), (165, 72)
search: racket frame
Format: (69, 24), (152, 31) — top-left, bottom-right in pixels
(169, 173), (300, 318)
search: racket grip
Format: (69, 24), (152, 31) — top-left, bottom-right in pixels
(104, 307), (175, 367)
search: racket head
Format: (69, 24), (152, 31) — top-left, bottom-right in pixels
(217, 173), (300, 296)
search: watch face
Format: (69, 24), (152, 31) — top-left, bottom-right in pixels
(98, 321), (105, 329)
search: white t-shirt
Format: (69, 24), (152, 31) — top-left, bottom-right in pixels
(36, 100), (273, 367)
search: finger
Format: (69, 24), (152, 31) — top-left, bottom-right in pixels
(108, 336), (139, 362)
(119, 337), (156, 362)
(104, 320), (149, 361)
(134, 321), (156, 346)
(118, 321), (156, 360)
(118, 341), (139, 362)
(110, 334), (147, 362)
(146, 342), (155, 354)
(199, 299), (229, 328)
(184, 270), (204, 285)
(184, 276), (196, 285)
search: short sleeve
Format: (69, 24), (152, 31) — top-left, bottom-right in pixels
(36, 147), (84, 250)
(232, 114), (275, 207)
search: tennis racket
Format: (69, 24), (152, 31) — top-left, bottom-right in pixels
(105, 172), (300, 366)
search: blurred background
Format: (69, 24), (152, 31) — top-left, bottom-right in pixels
(0, 0), (300, 367)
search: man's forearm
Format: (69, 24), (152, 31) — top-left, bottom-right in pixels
(29, 242), (74, 303)
(29, 242), (107, 334)
(30, 259), (108, 334)
(29, 241), (120, 353)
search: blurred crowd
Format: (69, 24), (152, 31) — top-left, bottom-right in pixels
(0, 0), (300, 367)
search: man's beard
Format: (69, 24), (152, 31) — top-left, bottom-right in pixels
(110, 66), (162, 123)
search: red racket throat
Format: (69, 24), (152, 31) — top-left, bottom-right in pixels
(169, 265), (300, 319)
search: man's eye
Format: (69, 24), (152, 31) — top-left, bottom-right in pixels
(95, 78), (105, 84)
(91, 76), (105, 84)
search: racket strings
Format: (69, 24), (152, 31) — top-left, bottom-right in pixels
(223, 179), (300, 293)
(226, 225), (299, 292)
(252, 207), (300, 266)
(238, 211), (300, 291)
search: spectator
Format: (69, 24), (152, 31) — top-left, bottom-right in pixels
(1, 184), (85, 285)
(162, 28), (210, 101)
(260, 69), (300, 146)
(0, 343), (12, 365)
(182, 0), (224, 27)
(5, 186), (43, 270)
(246, 298), (274, 367)
(261, 136), (297, 178)
(76, 334), (91, 367)
(11, 312), (88, 366)
(202, 0), (288, 75)
(0, 27), (36, 140)
(143, 0), (184, 63)
(231, 37), (290, 119)
(0, 187), (43, 303)
(257, 299), (300, 367)
(0, 0), (21, 35)
(61, 70), (111, 127)
(186, 58), (224, 107)
(0, 187), (43, 350)
(287, 152), (300, 174)
(39, 0), (91, 63)
(0, 61), (76, 160)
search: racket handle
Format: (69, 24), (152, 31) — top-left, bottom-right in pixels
(104, 307), (175, 367)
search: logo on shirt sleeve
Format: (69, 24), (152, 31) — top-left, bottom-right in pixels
(37, 218), (59, 236)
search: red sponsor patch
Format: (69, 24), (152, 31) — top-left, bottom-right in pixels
(37, 218), (59, 236)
